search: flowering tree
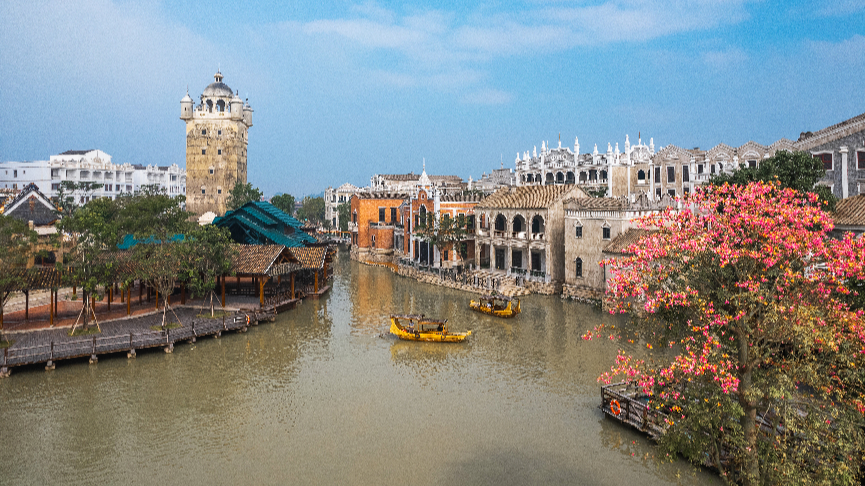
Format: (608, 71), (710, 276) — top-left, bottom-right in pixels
(595, 182), (865, 485)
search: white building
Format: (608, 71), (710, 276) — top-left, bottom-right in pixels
(0, 150), (186, 203)
(324, 182), (363, 229)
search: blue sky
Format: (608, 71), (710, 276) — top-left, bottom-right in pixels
(1, 0), (864, 197)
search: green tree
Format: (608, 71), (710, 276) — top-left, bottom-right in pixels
(120, 187), (193, 328)
(57, 196), (123, 330)
(0, 215), (38, 332)
(270, 193), (295, 216)
(52, 180), (104, 217)
(337, 202), (350, 231)
(182, 225), (236, 317)
(226, 181), (263, 212)
(415, 212), (469, 265)
(708, 150), (837, 210)
(296, 196), (325, 224)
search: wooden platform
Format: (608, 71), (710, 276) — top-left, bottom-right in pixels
(600, 381), (668, 439)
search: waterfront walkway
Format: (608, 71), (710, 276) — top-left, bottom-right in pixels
(0, 305), (275, 377)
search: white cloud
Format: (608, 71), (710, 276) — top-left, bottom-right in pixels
(703, 47), (748, 70)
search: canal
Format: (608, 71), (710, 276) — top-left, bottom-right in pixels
(0, 249), (720, 485)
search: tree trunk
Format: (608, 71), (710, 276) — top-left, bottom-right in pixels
(737, 333), (759, 485)
(83, 291), (89, 329)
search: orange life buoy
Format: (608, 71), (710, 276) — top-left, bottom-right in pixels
(610, 399), (622, 416)
(246, 315), (250, 325)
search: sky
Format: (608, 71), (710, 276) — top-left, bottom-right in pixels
(1, 0), (864, 198)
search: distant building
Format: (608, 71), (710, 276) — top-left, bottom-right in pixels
(796, 111), (865, 199)
(324, 183), (363, 229)
(0, 150), (185, 203)
(182, 71), (253, 217)
(349, 192), (409, 263)
(370, 163), (463, 195)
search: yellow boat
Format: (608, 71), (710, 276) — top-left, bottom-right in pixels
(389, 314), (471, 342)
(469, 294), (521, 318)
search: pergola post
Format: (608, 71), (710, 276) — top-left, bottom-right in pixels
(24, 290), (29, 320)
(259, 277), (265, 308)
(221, 275), (226, 308)
(127, 288), (131, 316)
(314, 271), (319, 294)
(139, 281), (143, 303)
(291, 273), (295, 300)
(49, 289), (54, 327)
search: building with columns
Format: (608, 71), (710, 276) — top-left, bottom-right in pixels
(181, 71), (253, 217)
(796, 111), (865, 199)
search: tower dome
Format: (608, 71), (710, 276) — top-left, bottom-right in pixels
(202, 71), (233, 98)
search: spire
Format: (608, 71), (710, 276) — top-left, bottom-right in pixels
(558, 133), (561, 148)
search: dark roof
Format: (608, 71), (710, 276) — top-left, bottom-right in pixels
(59, 150), (94, 155)
(0, 267), (61, 291)
(833, 194), (865, 228)
(213, 201), (317, 247)
(2, 183), (59, 226)
(564, 197), (629, 211)
(440, 192), (485, 202)
(603, 228), (654, 255)
(476, 185), (585, 210)
(798, 112), (865, 144)
(354, 192), (409, 200)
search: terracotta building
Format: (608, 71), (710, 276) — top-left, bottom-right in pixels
(349, 192), (408, 263)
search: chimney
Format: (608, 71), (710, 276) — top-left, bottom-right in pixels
(28, 220), (34, 230)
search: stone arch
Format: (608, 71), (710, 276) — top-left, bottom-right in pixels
(579, 171), (587, 183)
(535, 173), (541, 184)
(600, 169), (607, 180)
(531, 215), (545, 234)
(216, 100), (225, 112)
(637, 169), (646, 182)
(556, 172), (564, 184)
(545, 173), (554, 185)
(566, 171), (575, 184)
(575, 257), (583, 278)
(494, 213), (507, 232)
(589, 169), (597, 181)
(512, 214), (525, 233)
(206, 100), (213, 112)
(419, 205), (427, 222)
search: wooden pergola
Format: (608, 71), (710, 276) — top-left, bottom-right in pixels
(289, 246), (335, 298)
(227, 244), (301, 308)
(0, 267), (61, 328)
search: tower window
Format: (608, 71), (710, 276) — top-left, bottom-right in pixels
(209, 167), (214, 174)
(602, 227), (610, 240)
(218, 130), (222, 136)
(202, 149), (206, 155)
(218, 149), (222, 155)
(201, 186), (206, 194)
(575, 226), (582, 238)
(575, 258), (583, 278)
(217, 187), (222, 195)
(202, 129), (206, 136)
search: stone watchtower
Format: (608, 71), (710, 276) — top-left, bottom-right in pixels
(181, 71), (253, 216)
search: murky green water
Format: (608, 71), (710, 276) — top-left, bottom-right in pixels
(0, 249), (719, 485)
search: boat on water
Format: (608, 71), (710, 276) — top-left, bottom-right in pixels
(389, 314), (471, 342)
(469, 294), (521, 318)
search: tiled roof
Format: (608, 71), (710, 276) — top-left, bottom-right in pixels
(379, 173), (419, 181)
(564, 197), (629, 211)
(833, 194), (865, 228)
(354, 192), (409, 200)
(476, 185), (585, 210)
(440, 191), (485, 202)
(796, 111), (865, 149)
(603, 228), (655, 255)
(59, 149), (94, 155)
(231, 244), (293, 275)
(213, 201), (317, 247)
(2, 183), (59, 226)
(289, 246), (328, 270)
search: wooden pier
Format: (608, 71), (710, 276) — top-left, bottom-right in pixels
(0, 308), (276, 377)
(600, 381), (668, 439)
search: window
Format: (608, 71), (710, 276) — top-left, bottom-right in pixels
(379, 207), (385, 222)
(217, 187), (222, 194)
(668, 189), (676, 197)
(218, 130), (222, 136)
(575, 258), (583, 278)
(218, 149), (222, 155)
(816, 153), (833, 170)
(575, 226), (582, 238)
(201, 186), (206, 194)
(682, 165), (689, 182)
(667, 166), (675, 183)
(857, 151), (865, 169)
(443, 250), (448, 261)
(391, 207), (397, 223)
(202, 129), (206, 135)
(13, 170), (17, 177)
(683, 186), (690, 195)
(698, 164), (704, 174)
(353, 212), (357, 223)
(51, 183), (59, 191)
(371, 235), (376, 247)
(711, 164), (716, 174)
(171, 175), (177, 181)
(209, 167), (214, 175)
(656, 188), (661, 198)
(126, 185), (132, 192)
(637, 170), (646, 183)
(748, 160), (757, 168)
(602, 227), (610, 240)
(202, 149), (206, 155)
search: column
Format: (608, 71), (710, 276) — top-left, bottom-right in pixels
(840, 146), (849, 199)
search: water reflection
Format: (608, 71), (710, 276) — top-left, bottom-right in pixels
(0, 248), (720, 485)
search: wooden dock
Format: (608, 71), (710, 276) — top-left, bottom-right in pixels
(600, 381), (668, 439)
(0, 308), (277, 377)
